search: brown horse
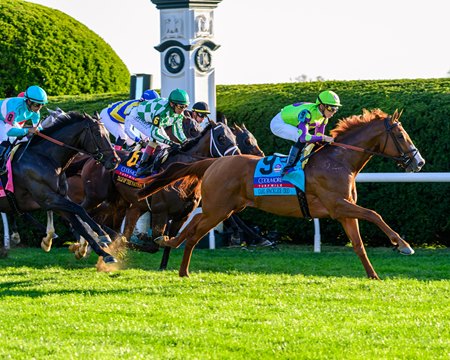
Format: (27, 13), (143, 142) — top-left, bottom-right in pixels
(138, 109), (426, 279)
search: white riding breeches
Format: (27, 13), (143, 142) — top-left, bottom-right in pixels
(100, 108), (135, 146)
(0, 122), (28, 144)
(270, 112), (298, 143)
(124, 107), (169, 145)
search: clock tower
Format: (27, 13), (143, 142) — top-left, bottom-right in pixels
(151, 0), (223, 120)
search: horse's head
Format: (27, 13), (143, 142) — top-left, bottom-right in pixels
(231, 123), (265, 156)
(41, 111), (120, 170)
(82, 113), (121, 170)
(331, 109), (425, 173)
(182, 115), (202, 139)
(382, 110), (425, 172)
(208, 120), (241, 156)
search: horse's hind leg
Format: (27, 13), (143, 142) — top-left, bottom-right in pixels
(338, 218), (379, 280)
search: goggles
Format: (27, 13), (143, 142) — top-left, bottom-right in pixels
(325, 105), (339, 112)
(174, 103), (188, 110)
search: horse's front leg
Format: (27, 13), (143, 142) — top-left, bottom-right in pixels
(338, 218), (380, 279)
(41, 211), (55, 252)
(333, 199), (414, 255)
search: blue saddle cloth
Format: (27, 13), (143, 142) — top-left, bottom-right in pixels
(113, 150), (146, 188)
(253, 155), (305, 196)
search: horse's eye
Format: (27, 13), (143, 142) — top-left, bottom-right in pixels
(245, 139), (251, 146)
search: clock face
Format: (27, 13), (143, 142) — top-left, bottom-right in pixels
(194, 46), (212, 73)
(164, 48), (185, 74)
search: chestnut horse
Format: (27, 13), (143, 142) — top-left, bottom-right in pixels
(138, 109), (425, 279)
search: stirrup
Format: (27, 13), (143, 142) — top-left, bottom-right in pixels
(136, 162), (154, 177)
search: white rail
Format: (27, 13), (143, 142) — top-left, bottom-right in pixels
(313, 172), (450, 252)
(3, 173), (449, 251)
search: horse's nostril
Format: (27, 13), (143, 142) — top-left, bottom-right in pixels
(418, 161), (425, 168)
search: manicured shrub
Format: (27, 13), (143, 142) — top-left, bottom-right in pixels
(0, 0), (129, 97)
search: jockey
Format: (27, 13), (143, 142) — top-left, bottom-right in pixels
(0, 85), (48, 173)
(184, 101), (211, 125)
(100, 89), (160, 150)
(270, 90), (341, 175)
(124, 88), (189, 176)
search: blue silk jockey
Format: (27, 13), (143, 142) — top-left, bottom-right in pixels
(270, 90), (341, 175)
(100, 89), (160, 150)
(124, 88), (189, 176)
(0, 85), (48, 174)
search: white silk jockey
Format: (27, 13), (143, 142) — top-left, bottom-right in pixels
(100, 99), (141, 148)
(100, 89), (160, 150)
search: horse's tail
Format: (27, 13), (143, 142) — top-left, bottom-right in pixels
(137, 158), (218, 200)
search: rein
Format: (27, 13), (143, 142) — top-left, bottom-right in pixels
(176, 123), (239, 160)
(34, 124), (106, 162)
(330, 118), (417, 166)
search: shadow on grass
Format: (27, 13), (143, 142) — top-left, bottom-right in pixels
(1, 245), (448, 281)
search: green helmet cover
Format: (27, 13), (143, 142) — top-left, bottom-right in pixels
(169, 88), (190, 105)
(316, 90), (341, 107)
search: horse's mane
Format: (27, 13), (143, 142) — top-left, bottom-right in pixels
(179, 122), (213, 151)
(330, 109), (388, 138)
(40, 111), (87, 135)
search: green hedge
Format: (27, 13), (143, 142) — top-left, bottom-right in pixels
(13, 79), (450, 247)
(0, 0), (130, 96)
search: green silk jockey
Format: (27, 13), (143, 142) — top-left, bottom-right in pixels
(124, 88), (190, 176)
(270, 90), (341, 175)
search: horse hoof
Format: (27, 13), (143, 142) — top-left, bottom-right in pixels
(11, 233), (21, 245)
(40, 241), (51, 253)
(98, 235), (112, 248)
(153, 235), (169, 246)
(103, 255), (118, 264)
(398, 246), (415, 255)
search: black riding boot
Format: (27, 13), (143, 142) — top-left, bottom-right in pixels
(0, 145), (9, 175)
(136, 151), (155, 177)
(282, 140), (304, 176)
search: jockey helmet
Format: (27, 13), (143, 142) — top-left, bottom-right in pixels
(140, 89), (160, 101)
(316, 90), (341, 107)
(24, 85), (48, 104)
(169, 88), (190, 105)
(192, 101), (210, 114)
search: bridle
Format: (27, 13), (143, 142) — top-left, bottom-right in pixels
(175, 122), (239, 159)
(331, 117), (418, 169)
(35, 115), (111, 163)
(209, 123), (239, 157)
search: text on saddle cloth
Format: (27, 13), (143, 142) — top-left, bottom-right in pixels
(253, 155), (305, 196)
(113, 149), (169, 188)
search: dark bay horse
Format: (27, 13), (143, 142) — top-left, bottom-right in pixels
(155, 121), (265, 270)
(138, 109), (425, 279)
(68, 120), (241, 258)
(0, 111), (122, 264)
